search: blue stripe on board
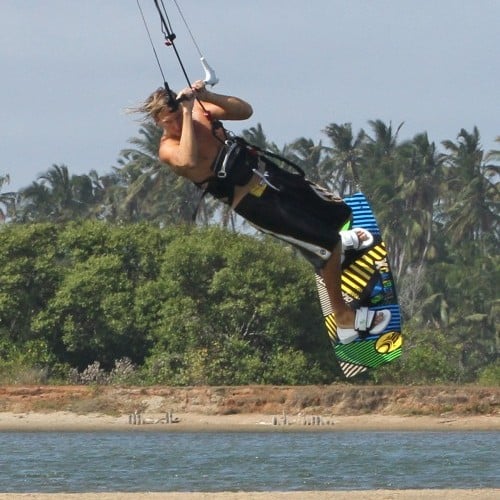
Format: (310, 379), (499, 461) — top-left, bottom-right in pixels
(361, 304), (401, 341)
(344, 193), (380, 235)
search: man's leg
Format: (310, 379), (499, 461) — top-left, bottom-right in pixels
(321, 242), (354, 327)
(321, 240), (387, 331)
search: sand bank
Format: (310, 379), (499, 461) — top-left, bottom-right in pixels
(0, 411), (499, 432)
(0, 490), (499, 499)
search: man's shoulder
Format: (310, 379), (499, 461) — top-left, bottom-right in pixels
(159, 134), (180, 149)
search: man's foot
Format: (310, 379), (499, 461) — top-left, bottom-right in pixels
(340, 228), (374, 252)
(336, 307), (391, 344)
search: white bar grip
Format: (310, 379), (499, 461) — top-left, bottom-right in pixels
(201, 56), (219, 86)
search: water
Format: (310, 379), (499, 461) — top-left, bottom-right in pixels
(0, 431), (498, 492)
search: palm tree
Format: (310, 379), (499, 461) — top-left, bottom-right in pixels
(322, 122), (365, 196)
(484, 135), (500, 163)
(387, 133), (448, 321)
(241, 123), (280, 153)
(38, 164), (73, 209)
(117, 122), (210, 225)
(18, 165), (102, 222)
(441, 127), (498, 254)
(98, 169), (135, 221)
(357, 121), (407, 276)
(435, 128), (499, 365)
(17, 180), (53, 222)
(117, 122), (163, 220)
(0, 174), (17, 223)
(483, 136), (500, 236)
(361, 120), (405, 195)
(282, 137), (327, 185)
(394, 133), (445, 271)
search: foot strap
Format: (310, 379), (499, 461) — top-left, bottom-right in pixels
(354, 307), (375, 333)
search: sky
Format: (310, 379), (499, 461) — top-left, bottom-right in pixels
(1, 0), (499, 192)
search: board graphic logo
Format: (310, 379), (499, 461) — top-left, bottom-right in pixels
(375, 332), (403, 353)
(375, 257), (390, 273)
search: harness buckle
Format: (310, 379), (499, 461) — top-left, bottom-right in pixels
(217, 140), (240, 179)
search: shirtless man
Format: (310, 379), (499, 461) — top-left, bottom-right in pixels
(137, 81), (390, 343)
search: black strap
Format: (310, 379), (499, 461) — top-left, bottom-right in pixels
(235, 137), (305, 177)
(192, 185), (209, 222)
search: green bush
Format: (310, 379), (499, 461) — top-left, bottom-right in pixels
(477, 363), (500, 386)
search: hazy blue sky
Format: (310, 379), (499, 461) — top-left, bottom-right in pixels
(1, 0), (498, 191)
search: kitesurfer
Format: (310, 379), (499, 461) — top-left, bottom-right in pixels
(136, 81), (391, 342)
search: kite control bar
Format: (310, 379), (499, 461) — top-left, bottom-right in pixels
(138, 1), (223, 133)
(149, 0), (219, 89)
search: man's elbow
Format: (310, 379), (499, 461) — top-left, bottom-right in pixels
(243, 104), (253, 119)
(233, 105), (252, 121)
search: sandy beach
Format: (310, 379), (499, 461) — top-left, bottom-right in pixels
(0, 490), (499, 499)
(0, 410), (499, 432)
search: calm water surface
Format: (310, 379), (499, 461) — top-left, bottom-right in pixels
(0, 431), (498, 492)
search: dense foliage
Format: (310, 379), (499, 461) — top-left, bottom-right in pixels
(0, 223), (336, 384)
(0, 121), (498, 385)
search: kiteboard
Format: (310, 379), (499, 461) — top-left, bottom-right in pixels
(315, 192), (402, 378)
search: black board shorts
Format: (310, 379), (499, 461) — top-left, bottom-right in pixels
(232, 161), (352, 266)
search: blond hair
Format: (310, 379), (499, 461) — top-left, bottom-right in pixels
(129, 87), (177, 121)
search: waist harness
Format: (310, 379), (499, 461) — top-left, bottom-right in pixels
(213, 137), (257, 184)
(193, 137), (306, 218)
(198, 137), (258, 206)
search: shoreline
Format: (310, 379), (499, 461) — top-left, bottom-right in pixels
(1, 411), (499, 432)
(2, 408), (498, 499)
(0, 491), (499, 499)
